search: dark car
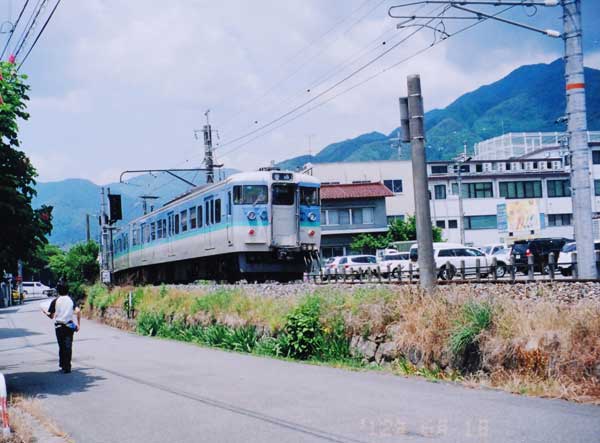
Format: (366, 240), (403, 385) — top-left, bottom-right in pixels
(510, 238), (571, 274)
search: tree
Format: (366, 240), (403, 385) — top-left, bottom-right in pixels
(48, 241), (99, 299)
(350, 216), (442, 252)
(0, 59), (53, 274)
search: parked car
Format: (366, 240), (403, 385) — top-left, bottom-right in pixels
(337, 255), (379, 276)
(557, 241), (600, 276)
(478, 244), (511, 278)
(21, 281), (55, 297)
(379, 251), (410, 277)
(409, 243), (491, 280)
(321, 256), (343, 278)
(510, 238), (571, 274)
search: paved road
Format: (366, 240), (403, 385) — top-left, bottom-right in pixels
(1, 302), (599, 443)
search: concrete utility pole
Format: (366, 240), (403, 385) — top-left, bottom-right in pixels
(404, 75), (436, 290)
(99, 187), (111, 284)
(563, 0), (594, 278)
(86, 213), (91, 242)
(203, 110), (215, 184)
(388, 0), (595, 277)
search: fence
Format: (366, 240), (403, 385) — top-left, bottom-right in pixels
(310, 252), (600, 284)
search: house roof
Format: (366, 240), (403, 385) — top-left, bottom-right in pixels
(320, 182), (394, 200)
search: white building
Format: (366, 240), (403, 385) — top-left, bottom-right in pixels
(305, 131), (600, 247)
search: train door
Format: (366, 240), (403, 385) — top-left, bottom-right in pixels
(205, 198), (214, 250)
(167, 211), (175, 257)
(226, 191), (233, 245)
(271, 183), (298, 247)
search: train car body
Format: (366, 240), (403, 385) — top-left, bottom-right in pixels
(112, 170), (321, 283)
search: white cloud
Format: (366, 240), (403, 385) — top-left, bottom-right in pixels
(16, 0), (583, 185)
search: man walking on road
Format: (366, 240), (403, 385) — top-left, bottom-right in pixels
(42, 282), (81, 373)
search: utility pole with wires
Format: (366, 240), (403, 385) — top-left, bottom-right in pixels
(203, 110), (215, 184)
(400, 76), (436, 291)
(388, 0), (595, 278)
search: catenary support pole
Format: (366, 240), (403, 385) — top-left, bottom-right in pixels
(407, 74), (436, 291)
(563, 0), (595, 278)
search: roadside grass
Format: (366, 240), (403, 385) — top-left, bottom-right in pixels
(3, 396), (72, 443)
(84, 283), (600, 403)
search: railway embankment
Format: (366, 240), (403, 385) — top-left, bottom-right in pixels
(84, 282), (600, 403)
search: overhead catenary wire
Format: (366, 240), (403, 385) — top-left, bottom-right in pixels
(12, 0), (46, 59)
(217, 5), (452, 151)
(217, 2), (522, 160)
(0, 0), (30, 60)
(17, 0), (61, 70)
(217, 0), (386, 131)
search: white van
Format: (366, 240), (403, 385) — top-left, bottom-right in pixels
(409, 243), (491, 280)
(21, 281), (55, 297)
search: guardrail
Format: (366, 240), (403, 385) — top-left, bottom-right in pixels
(310, 252), (600, 284)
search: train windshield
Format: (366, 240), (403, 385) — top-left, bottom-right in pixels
(300, 187), (320, 206)
(272, 183), (295, 205)
(233, 185), (268, 205)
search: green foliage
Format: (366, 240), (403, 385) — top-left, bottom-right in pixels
(48, 241), (99, 299)
(137, 311), (164, 336)
(280, 295), (323, 359)
(123, 288), (144, 313)
(192, 289), (235, 314)
(0, 60), (54, 273)
(449, 301), (493, 357)
(350, 215), (442, 251)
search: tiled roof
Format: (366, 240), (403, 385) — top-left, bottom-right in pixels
(321, 182), (394, 200)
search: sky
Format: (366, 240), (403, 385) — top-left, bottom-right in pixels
(3, 0), (600, 187)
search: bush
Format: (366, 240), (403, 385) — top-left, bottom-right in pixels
(450, 301), (493, 359)
(280, 295), (323, 359)
(137, 312), (165, 336)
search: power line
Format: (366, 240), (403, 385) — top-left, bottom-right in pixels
(216, 0), (382, 131)
(218, 6), (451, 150)
(17, 0), (61, 70)
(12, 0), (46, 59)
(218, 3), (520, 160)
(0, 0), (30, 60)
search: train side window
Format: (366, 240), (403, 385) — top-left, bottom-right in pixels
(210, 200), (215, 224)
(140, 224), (145, 244)
(215, 199), (221, 223)
(197, 206), (203, 227)
(190, 206), (197, 229)
(227, 192), (232, 216)
(175, 214), (180, 234)
(151, 222), (156, 241)
(180, 210), (188, 232)
(156, 221), (162, 240)
(205, 201), (210, 225)
(162, 219), (167, 238)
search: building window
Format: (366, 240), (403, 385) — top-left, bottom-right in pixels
(462, 182), (493, 198)
(475, 164), (483, 173)
(387, 215), (405, 225)
(595, 180), (600, 196)
(547, 179), (571, 198)
(383, 179), (403, 193)
(452, 164), (470, 173)
(436, 220), (446, 229)
(434, 184), (446, 200)
(548, 214), (572, 227)
(593, 151), (600, 165)
(464, 215), (497, 230)
(505, 162), (511, 171)
(499, 181), (542, 199)
(351, 208), (374, 225)
(533, 161), (538, 169)
(451, 182), (459, 195)
(547, 161), (552, 169)
(431, 165), (448, 174)
(448, 219), (458, 229)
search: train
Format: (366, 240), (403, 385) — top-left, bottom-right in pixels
(111, 169), (321, 284)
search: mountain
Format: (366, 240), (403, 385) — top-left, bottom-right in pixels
(33, 169), (236, 247)
(34, 59), (600, 246)
(278, 59), (600, 169)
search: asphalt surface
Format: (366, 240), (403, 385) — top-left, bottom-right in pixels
(1, 301), (599, 443)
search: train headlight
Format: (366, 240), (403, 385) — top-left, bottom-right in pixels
(247, 211), (257, 221)
(307, 212), (317, 222)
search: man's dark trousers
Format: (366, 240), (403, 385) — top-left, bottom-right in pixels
(55, 325), (74, 371)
